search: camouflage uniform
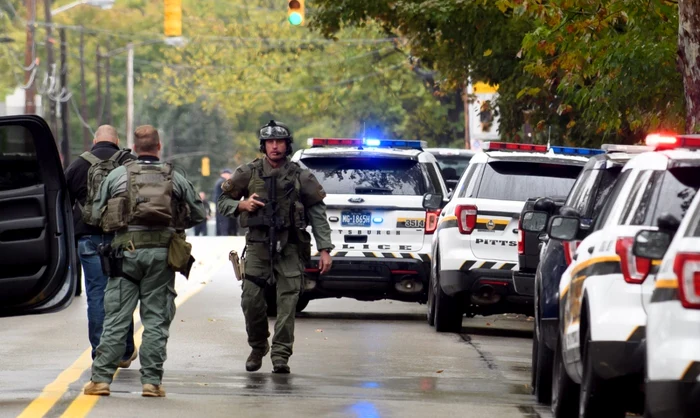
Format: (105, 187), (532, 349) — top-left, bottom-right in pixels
(217, 156), (333, 368)
(89, 157), (205, 387)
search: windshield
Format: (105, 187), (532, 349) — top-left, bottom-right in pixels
(300, 157), (426, 195)
(475, 161), (582, 201)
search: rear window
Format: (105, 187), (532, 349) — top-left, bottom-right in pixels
(300, 157), (426, 195)
(435, 156), (472, 182)
(474, 161), (582, 201)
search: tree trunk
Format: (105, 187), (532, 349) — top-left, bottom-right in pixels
(678, 1), (700, 133)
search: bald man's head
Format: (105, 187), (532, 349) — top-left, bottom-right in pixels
(93, 125), (119, 145)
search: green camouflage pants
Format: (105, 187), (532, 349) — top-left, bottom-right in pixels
(91, 247), (177, 385)
(242, 243), (303, 363)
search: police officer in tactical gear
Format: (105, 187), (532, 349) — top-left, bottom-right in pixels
(217, 120), (333, 374)
(84, 125), (206, 397)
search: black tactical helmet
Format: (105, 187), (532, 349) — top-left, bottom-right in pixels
(258, 120), (294, 155)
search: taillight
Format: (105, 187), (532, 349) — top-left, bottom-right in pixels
(674, 253), (700, 309)
(562, 240), (580, 266)
(517, 217), (524, 254)
(615, 237), (651, 284)
(456, 205), (478, 234)
(425, 209), (440, 234)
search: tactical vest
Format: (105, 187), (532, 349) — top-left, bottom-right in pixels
(240, 159), (307, 250)
(102, 161), (189, 236)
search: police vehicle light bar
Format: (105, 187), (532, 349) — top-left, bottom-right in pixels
(601, 144), (654, 154)
(645, 133), (700, 151)
(482, 141), (548, 152)
(308, 138), (426, 149)
(549, 146), (605, 156)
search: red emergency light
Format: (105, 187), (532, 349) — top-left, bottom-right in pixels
(310, 138), (363, 147)
(645, 133), (700, 151)
(482, 141), (547, 153)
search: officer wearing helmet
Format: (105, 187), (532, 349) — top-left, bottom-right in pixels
(217, 120), (333, 373)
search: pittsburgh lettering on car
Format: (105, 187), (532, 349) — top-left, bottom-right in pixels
(474, 238), (517, 247)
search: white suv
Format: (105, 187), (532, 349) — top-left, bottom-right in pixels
(290, 138), (449, 311)
(548, 134), (700, 418)
(631, 134), (700, 418)
(428, 142), (589, 332)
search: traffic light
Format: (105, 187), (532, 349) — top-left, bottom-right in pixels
(164, 0), (182, 37)
(287, 0), (304, 26)
(201, 156), (210, 177)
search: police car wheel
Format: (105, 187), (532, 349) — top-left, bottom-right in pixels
(434, 268), (462, 333)
(579, 325), (626, 418)
(551, 336), (579, 418)
(534, 298), (553, 404)
(426, 266), (437, 326)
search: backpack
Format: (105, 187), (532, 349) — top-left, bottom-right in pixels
(125, 160), (175, 227)
(79, 149), (132, 226)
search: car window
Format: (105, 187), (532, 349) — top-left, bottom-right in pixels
(686, 204), (700, 237)
(423, 162), (442, 194)
(300, 157), (426, 195)
(565, 168), (597, 216)
(0, 125), (42, 192)
(457, 162), (483, 198)
(474, 161), (581, 201)
(587, 166), (622, 219)
(638, 166), (700, 226)
(435, 155), (472, 182)
(619, 170), (654, 225)
(593, 169), (631, 231)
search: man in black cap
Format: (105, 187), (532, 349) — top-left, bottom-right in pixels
(214, 168), (237, 235)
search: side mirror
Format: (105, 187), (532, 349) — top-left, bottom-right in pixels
(521, 211), (549, 233)
(633, 230), (672, 260)
(422, 193), (443, 210)
(548, 215), (580, 241)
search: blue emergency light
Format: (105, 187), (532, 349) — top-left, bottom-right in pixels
(549, 146), (605, 156)
(308, 138), (426, 150)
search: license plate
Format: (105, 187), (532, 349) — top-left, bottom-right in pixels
(341, 211), (371, 227)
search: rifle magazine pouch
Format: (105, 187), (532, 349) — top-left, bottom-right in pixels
(101, 197), (129, 232)
(168, 233), (193, 273)
(98, 244), (112, 277)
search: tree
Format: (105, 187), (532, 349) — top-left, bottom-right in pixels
(678, 0), (700, 133)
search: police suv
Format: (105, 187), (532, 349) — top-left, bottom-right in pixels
(630, 134), (700, 418)
(548, 134), (700, 418)
(290, 138), (449, 310)
(428, 142), (588, 332)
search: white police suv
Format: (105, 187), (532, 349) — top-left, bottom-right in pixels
(630, 134), (700, 418)
(548, 134), (700, 418)
(428, 141), (589, 332)
(290, 138), (449, 311)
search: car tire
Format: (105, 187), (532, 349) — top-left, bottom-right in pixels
(531, 331), (539, 394)
(265, 285), (277, 317)
(579, 325), (626, 418)
(296, 296), (310, 313)
(427, 263), (437, 326)
(434, 265), (462, 333)
(551, 336), (579, 418)
(534, 300), (554, 404)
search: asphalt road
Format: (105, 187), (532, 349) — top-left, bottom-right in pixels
(0, 237), (551, 418)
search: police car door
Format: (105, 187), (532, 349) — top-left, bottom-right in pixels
(0, 115), (76, 316)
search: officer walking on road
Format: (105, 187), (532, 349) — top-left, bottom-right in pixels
(84, 125), (206, 397)
(64, 125), (137, 367)
(217, 120), (333, 374)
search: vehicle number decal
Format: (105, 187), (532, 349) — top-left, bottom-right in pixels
(396, 218), (425, 228)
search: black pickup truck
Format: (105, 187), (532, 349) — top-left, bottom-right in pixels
(511, 196), (567, 298)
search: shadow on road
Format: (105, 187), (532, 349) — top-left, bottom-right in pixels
(296, 312), (425, 321)
(460, 325), (533, 339)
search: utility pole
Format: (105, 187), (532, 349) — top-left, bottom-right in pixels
(80, 29), (90, 151)
(463, 83), (471, 150)
(126, 42), (134, 149)
(59, 28), (70, 168)
(96, 45), (102, 126)
(44, 0), (58, 138)
(23, 0), (37, 114)
(104, 41), (112, 125)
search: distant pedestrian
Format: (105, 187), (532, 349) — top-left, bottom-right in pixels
(214, 168), (239, 236)
(63, 125), (137, 368)
(194, 191), (211, 236)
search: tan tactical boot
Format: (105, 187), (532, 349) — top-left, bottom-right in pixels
(142, 384), (166, 397)
(245, 341), (270, 372)
(83, 381), (110, 396)
(118, 348), (138, 369)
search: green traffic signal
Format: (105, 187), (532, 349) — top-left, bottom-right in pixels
(288, 11), (303, 26)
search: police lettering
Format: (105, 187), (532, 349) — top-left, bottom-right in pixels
(474, 238), (517, 247)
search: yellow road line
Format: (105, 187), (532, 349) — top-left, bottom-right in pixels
(18, 255), (227, 418)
